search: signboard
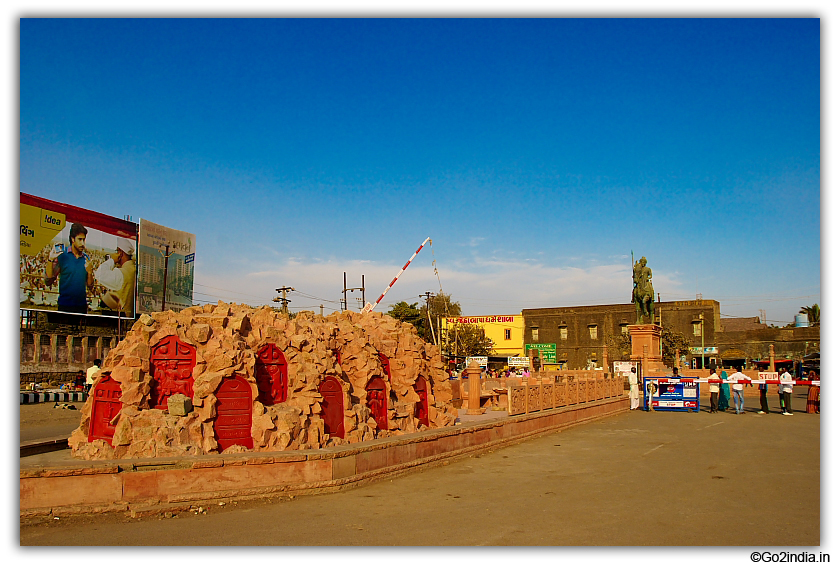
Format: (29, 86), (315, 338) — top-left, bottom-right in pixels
(525, 343), (556, 363)
(613, 361), (637, 379)
(643, 377), (699, 412)
(466, 356), (488, 367)
(508, 356), (530, 367)
(138, 219), (197, 314)
(689, 347), (719, 354)
(446, 316), (515, 324)
(20, 193), (138, 318)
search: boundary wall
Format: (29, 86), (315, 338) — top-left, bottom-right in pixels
(21, 396), (627, 518)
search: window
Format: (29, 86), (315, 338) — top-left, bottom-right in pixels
(72, 337), (84, 363)
(589, 325), (598, 339)
(56, 335), (68, 363)
(693, 322), (702, 336)
(22, 333), (35, 362)
(40, 335), (52, 362)
(620, 324), (629, 335)
(559, 327), (568, 340)
(504, 329), (511, 340)
(531, 328), (539, 341)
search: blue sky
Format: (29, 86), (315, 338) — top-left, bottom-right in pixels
(18, 17), (821, 324)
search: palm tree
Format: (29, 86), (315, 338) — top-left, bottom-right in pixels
(799, 304), (820, 325)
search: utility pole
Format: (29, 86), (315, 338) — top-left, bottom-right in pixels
(273, 286), (295, 315)
(158, 244), (176, 312)
(420, 292), (437, 346)
(342, 272), (366, 312)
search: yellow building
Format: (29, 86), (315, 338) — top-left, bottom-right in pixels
(442, 314), (525, 358)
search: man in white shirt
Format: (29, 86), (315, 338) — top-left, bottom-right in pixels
(779, 368), (795, 415)
(85, 358), (101, 394)
(708, 367), (720, 413)
(729, 366), (752, 414)
(628, 366), (640, 410)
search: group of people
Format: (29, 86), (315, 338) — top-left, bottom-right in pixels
(626, 365), (819, 415)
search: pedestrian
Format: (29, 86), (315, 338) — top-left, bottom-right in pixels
(708, 367), (719, 413)
(729, 366), (752, 414)
(628, 366), (640, 410)
(780, 368), (794, 415)
(758, 372), (770, 414)
(806, 371), (820, 414)
(717, 367), (731, 412)
(85, 358), (101, 394)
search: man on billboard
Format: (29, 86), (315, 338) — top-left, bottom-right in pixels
(44, 223), (94, 314)
(94, 237), (136, 317)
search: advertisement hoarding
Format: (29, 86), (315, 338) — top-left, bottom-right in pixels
(525, 343), (557, 363)
(20, 193), (138, 318)
(137, 219), (196, 314)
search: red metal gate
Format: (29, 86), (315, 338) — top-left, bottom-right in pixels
(318, 376), (345, 439)
(214, 374), (254, 451)
(88, 375), (123, 446)
(413, 376), (429, 427)
(149, 335), (196, 410)
(366, 376), (388, 430)
(255, 343), (288, 405)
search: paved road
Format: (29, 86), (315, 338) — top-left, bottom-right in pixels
(21, 394), (819, 547)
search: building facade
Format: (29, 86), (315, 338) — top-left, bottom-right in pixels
(442, 314), (525, 359)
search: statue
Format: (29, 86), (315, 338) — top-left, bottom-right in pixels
(632, 256), (655, 324)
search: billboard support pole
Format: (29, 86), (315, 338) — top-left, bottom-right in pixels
(158, 244), (174, 312)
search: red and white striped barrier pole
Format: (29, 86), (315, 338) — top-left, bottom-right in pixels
(361, 237), (432, 314)
(650, 378), (820, 386)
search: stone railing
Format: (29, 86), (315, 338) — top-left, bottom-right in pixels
(507, 372), (623, 416)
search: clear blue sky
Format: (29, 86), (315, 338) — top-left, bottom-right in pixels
(19, 17), (821, 324)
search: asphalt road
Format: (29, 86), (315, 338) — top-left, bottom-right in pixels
(20, 393), (819, 547)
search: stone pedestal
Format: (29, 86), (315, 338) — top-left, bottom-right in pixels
(629, 324), (669, 375)
(464, 360), (486, 415)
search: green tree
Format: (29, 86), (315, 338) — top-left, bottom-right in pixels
(607, 332), (632, 360)
(661, 325), (691, 367)
(386, 301), (425, 336)
(442, 323), (494, 357)
(799, 304), (820, 325)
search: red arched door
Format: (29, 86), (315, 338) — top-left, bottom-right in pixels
(214, 374), (253, 451)
(414, 376), (430, 427)
(150, 335), (196, 410)
(88, 375), (123, 446)
(318, 376), (345, 439)
(366, 377), (388, 431)
(378, 353), (391, 380)
(256, 343), (288, 405)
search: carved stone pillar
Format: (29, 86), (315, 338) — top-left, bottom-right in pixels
(465, 360), (485, 415)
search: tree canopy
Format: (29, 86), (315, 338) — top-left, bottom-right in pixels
(661, 325), (691, 367)
(799, 304), (820, 325)
(442, 323), (494, 358)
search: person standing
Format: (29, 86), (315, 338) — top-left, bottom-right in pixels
(44, 223), (94, 314)
(806, 370), (820, 414)
(628, 366), (640, 410)
(85, 358), (101, 394)
(708, 367), (719, 413)
(717, 367), (731, 412)
(729, 366), (752, 414)
(758, 373), (770, 414)
(780, 368), (794, 415)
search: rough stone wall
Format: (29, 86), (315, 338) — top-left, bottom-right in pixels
(69, 302), (458, 460)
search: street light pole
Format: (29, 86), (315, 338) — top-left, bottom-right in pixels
(700, 312), (705, 370)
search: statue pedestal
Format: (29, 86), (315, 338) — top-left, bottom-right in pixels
(629, 324), (669, 376)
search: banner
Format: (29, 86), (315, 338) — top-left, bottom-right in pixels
(508, 356), (530, 367)
(20, 193), (138, 318)
(466, 356), (488, 367)
(138, 219), (196, 314)
(525, 343), (557, 363)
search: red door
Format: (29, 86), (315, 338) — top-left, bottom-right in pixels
(414, 376), (430, 427)
(255, 343), (288, 405)
(214, 374), (254, 451)
(150, 336), (196, 410)
(318, 376), (345, 439)
(88, 375), (123, 446)
(378, 353), (391, 380)
(366, 377), (388, 431)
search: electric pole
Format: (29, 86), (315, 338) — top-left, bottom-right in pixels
(342, 272), (366, 311)
(158, 244), (176, 312)
(274, 286), (295, 315)
(420, 292), (437, 346)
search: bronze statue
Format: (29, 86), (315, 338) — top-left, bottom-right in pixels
(632, 256), (655, 324)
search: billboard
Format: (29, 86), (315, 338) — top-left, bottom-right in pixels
(20, 193), (138, 318)
(137, 219), (196, 314)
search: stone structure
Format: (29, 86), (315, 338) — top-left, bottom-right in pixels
(629, 324), (668, 375)
(68, 302), (458, 460)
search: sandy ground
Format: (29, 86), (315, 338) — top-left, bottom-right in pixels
(19, 401), (85, 442)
